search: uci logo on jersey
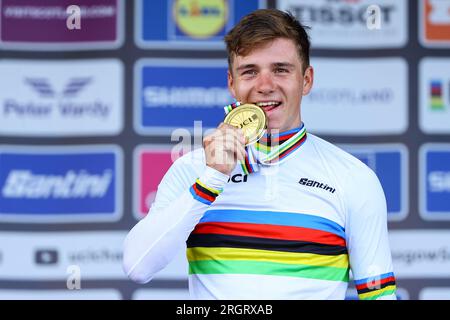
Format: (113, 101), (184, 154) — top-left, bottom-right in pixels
(0, 145), (123, 223)
(228, 174), (248, 183)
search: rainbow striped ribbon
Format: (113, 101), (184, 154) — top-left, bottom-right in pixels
(223, 102), (307, 175)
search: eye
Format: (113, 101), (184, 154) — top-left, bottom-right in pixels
(275, 68), (289, 74)
(241, 70), (257, 77)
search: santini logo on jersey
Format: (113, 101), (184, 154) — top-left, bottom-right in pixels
(299, 178), (335, 194)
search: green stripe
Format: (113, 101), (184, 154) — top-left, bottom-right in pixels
(263, 130), (306, 162)
(359, 289), (396, 300)
(189, 259), (349, 282)
(255, 143), (271, 154)
(239, 161), (249, 175)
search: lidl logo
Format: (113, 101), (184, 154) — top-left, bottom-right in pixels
(136, 0), (264, 49)
(0, 145), (123, 223)
(174, 0), (228, 39)
(420, 144), (450, 220)
(420, 0), (450, 46)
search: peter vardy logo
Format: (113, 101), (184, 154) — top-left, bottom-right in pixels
(0, 145), (123, 223)
(5, 76), (110, 118)
(420, 144), (450, 220)
(0, 59), (123, 136)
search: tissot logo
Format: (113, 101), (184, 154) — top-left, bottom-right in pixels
(228, 174), (248, 183)
(299, 178), (335, 193)
(278, 0), (407, 48)
(35, 249), (59, 265)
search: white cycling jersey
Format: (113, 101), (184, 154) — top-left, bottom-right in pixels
(123, 126), (397, 300)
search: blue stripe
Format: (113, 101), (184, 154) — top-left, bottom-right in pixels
(354, 272), (395, 285)
(262, 123), (304, 139)
(190, 186), (212, 205)
(200, 209), (345, 238)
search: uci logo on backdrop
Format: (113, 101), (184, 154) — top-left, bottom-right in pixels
(173, 0), (228, 39)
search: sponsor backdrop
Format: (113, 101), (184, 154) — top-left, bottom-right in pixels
(0, 0), (449, 300)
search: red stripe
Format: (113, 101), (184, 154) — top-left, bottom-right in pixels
(280, 134), (306, 157)
(431, 87), (441, 95)
(276, 134), (307, 162)
(192, 184), (215, 202)
(259, 132), (296, 145)
(244, 152), (253, 173)
(192, 221), (345, 246)
(356, 276), (396, 291)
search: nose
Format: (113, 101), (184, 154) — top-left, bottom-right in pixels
(256, 70), (275, 95)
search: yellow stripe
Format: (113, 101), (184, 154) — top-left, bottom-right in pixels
(359, 285), (397, 300)
(196, 179), (221, 195)
(255, 142), (271, 154)
(187, 247), (349, 269)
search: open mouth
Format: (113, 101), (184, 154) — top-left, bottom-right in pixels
(255, 101), (282, 112)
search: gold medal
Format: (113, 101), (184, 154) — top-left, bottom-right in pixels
(224, 103), (267, 145)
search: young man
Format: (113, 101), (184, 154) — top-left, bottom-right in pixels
(123, 9), (396, 300)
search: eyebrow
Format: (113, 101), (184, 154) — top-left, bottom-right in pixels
(236, 64), (256, 72)
(273, 62), (296, 69)
(236, 62), (296, 72)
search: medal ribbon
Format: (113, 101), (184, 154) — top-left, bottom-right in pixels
(223, 102), (307, 174)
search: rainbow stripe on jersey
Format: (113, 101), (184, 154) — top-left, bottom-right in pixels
(355, 272), (397, 300)
(186, 209), (349, 282)
(189, 179), (223, 205)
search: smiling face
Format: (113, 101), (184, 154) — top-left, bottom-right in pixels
(228, 38), (313, 133)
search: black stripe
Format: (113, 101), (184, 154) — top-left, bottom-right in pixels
(357, 280), (396, 294)
(187, 233), (347, 256)
(278, 134), (307, 159)
(194, 182), (218, 199)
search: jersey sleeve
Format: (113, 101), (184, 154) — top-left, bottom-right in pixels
(344, 167), (397, 300)
(122, 152), (229, 284)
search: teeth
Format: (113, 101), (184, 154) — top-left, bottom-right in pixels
(256, 101), (279, 107)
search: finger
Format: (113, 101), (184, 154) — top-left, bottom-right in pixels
(220, 125), (246, 147)
(222, 135), (247, 162)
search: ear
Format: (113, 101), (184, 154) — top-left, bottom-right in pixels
(227, 69), (236, 99)
(302, 66), (314, 96)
